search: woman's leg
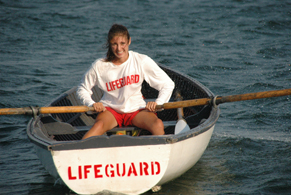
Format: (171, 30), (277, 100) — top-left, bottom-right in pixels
(82, 110), (118, 139)
(132, 110), (164, 135)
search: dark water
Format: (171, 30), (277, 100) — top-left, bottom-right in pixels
(1, 0), (290, 194)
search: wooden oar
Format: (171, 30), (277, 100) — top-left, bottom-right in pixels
(156, 88), (291, 110)
(0, 88), (290, 116)
(0, 106), (95, 116)
(174, 92), (190, 134)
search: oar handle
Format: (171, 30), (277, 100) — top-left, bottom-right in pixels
(39, 106), (95, 114)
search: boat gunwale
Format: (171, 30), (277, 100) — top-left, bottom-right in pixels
(27, 110), (218, 152)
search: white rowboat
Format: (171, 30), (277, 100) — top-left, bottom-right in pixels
(27, 64), (220, 194)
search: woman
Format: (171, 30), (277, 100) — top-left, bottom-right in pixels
(77, 24), (175, 139)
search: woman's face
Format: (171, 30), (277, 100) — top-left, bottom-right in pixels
(110, 35), (131, 64)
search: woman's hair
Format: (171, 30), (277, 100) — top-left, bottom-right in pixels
(104, 24), (130, 62)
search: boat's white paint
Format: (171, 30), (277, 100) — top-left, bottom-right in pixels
(48, 125), (214, 194)
(52, 143), (171, 195)
(157, 125), (215, 185)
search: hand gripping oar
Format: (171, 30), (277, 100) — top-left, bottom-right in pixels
(0, 88), (290, 116)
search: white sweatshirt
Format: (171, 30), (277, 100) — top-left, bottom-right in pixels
(77, 51), (175, 113)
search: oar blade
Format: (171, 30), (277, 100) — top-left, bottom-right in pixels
(174, 119), (191, 134)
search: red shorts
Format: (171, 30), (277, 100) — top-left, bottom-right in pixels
(105, 107), (143, 127)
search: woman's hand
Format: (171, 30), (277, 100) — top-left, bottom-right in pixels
(93, 102), (106, 112)
(145, 101), (157, 112)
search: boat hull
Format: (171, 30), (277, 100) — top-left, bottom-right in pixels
(157, 125), (214, 185)
(28, 121), (216, 194)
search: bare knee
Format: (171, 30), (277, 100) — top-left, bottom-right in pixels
(93, 120), (106, 133)
(150, 118), (164, 135)
(82, 120), (105, 139)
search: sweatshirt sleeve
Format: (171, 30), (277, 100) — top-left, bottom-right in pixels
(76, 64), (98, 107)
(142, 57), (175, 105)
